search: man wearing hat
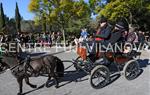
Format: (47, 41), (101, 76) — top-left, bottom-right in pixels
(105, 20), (129, 45)
(95, 17), (112, 42)
(95, 17), (112, 57)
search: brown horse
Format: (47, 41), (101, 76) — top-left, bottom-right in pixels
(1, 49), (64, 95)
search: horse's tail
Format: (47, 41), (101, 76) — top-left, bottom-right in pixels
(55, 57), (64, 77)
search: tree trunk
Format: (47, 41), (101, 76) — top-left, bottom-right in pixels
(62, 28), (66, 47)
(129, 11), (133, 24)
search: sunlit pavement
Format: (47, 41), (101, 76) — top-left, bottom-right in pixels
(0, 47), (149, 95)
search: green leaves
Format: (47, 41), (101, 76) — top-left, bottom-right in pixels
(0, 3), (5, 32)
(15, 2), (21, 33)
(28, 0), (91, 44)
(28, 0), (40, 12)
(94, 0), (150, 28)
(28, 0), (90, 29)
(28, 0), (150, 31)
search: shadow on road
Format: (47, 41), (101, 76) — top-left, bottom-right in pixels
(46, 70), (88, 88)
(136, 69), (144, 78)
(105, 73), (121, 87)
(18, 58), (149, 95)
(21, 70), (88, 95)
(22, 83), (45, 95)
(137, 59), (150, 68)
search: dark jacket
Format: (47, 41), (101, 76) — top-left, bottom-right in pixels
(138, 33), (145, 43)
(105, 29), (122, 45)
(95, 24), (112, 40)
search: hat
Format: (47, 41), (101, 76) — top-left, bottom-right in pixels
(115, 20), (129, 31)
(99, 17), (107, 23)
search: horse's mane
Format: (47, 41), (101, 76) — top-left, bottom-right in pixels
(1, 41), (23, 58)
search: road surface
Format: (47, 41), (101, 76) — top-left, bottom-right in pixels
(0, 47), (150, 95)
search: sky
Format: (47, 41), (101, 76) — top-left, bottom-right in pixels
(0, 0), (89, 20)
(0, 0), (35, 20)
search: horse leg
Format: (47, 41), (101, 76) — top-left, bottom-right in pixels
(45, 74), (52, 87)
(46, 73), (59, 88)
(17, 77), (23, 95)
(53, 75), (59, 88)
(47, 75), (51, 82)
(25, 77), (37, 88)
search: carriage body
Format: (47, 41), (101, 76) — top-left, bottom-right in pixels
(74, 42), (141, 89)
(76, 46), (136, 65)
(105, 52), (130, 64)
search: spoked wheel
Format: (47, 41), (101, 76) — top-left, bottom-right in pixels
(74, 56), (94, 74)
(89, 65), (110, 89)
(123, 60), (140, 80)
(73, 56), (84, 71)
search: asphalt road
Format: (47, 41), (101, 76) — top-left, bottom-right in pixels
(0, 47), (150, 95)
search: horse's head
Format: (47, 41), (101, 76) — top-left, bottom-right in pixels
(1, 52), (19, 67)
(0, 42), (23, 67)
(1, 41), (23, 56)
(1, 46), (27, 78)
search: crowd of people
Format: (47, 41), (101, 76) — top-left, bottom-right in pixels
(0, 31), (63, 47)
(0, 18), (150, 50)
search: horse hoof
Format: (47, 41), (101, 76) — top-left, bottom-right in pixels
(75, 80), (78, 82)
(55, 85), (59, 88)
(45, 81), (53, 88)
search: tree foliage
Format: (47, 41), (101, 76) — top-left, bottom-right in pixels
(41, 14), (46, 33)
(28, 0), (91, 43)
(29, 0), (90, 27)
(15, 2), (21, 33)
(91, 0), (150, 30)
(0, 3), (5, 33)
(89, 0), (109, 15)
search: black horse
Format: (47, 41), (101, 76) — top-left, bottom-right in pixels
(1, 42), (64, 95)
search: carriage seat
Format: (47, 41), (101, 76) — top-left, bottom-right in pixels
(122, 50), (141, 58)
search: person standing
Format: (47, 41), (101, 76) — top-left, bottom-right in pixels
(138, 30), (145, 44)
(56, 32), (61, 47)
(81, 28), (88, 40)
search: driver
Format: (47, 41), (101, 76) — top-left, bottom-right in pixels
(95, 17), (112, 57)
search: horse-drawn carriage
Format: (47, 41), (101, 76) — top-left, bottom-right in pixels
(72, 42), (141, 89)
(0, 41), (142, 95)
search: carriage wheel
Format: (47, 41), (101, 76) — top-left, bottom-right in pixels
(123, 60), (140, 80)
(89, 65), (110, 89)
